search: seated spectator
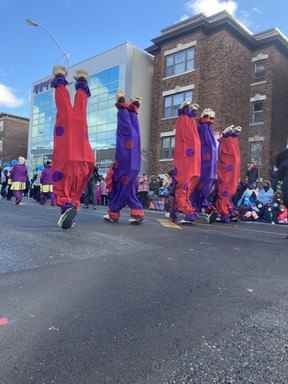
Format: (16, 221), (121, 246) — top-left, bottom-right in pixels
(277, 205), (288, 224)
(232, 177), (248, 206)
(237, 183), (258, 208)
(238, 186), (259, 222)
(257, 181), (274, 206)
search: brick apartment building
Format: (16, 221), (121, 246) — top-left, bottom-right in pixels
(147, 11), (288, 179)
(0, 113), (29, 162)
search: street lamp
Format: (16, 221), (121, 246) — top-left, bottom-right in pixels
(26, 18), (70, 68)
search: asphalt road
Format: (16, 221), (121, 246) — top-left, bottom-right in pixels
(0, 198), (288, 384)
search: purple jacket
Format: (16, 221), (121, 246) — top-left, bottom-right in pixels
(40, 165), (53, 185)
(10, 164), (28, 183)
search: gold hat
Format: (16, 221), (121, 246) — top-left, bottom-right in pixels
(53, 65), (67, 77)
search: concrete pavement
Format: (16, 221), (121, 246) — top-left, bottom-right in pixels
(0, 199), (288, 383)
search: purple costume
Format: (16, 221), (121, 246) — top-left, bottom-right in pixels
(191, 117), (217, 210)
(40, 164), (56, 206)
(107, 100), (144, 221)
(10, 164), (28, 204)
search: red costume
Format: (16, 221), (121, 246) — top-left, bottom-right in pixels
(51, 70), (95, 211)
(173, 103), (201, 222)
(216, 127), (241, 222)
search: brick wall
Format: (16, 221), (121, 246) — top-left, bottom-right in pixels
(149, 28), (253, 177)
(0, 116), (29, 161)
(270, 48), (288, 165)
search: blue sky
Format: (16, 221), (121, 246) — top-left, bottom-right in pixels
(1, 0), (288, 117)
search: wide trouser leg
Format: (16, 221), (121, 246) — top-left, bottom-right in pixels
(108, 175), (144, 220)
(53, 161), (92, 210)
(54, 84), (72, 120)
(175, 176), (199, 216)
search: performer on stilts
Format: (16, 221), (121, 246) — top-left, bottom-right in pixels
(214, 125), (242, 223)
(171, 101), (201, 224)
(191, 108), (217, 216)
(40, 161), (56, 206)
(104, 92), (144, 224)
(51, 66), (95, 229)
(10, 156), (28, 206)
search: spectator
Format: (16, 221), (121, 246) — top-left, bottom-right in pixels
(276, 147), (288, 207)
(232, 177), (248, 206)
(137, 173), (149, 209)
(1, 169), (8, 198)
(83, 166), (99, 209)
(271, 166), (279, 192)
(237, 183), (258, 208)
(246, 162), (259, 185)
(257, 181), (274, 206)
(100, 177), (109, 206)
(149, 176), (161, 197)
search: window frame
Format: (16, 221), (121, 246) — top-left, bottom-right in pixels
(164, 47), (195, 78)
(250, 100), (265, 124)
(254, 61), (266, 82)
(160, 135), (175, 160)
(163, 90), (193, 119)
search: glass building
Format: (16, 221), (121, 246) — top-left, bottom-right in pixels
(28, 43), (153, 174)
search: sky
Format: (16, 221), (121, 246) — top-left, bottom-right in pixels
(1, 0), (288, 117)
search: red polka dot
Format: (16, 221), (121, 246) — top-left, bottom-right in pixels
(121, 176), (129, 185)
(125, 140), (133, 149)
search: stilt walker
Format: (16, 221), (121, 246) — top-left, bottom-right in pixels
(172, 101), (201, 224)
(51, 66), (95, 229)
(215, 125), (242, 223)
(10, 157), (28, 205)
(191, 108), (217, 213)
(104, 92), (144, 224)
(40, 161), (56, 206)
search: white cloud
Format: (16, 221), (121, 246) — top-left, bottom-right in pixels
(0, 84), (23, 108)
(252, 7), (262, 15)
(186, 0), (238, 17)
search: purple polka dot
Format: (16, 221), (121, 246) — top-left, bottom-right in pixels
(186, 148), (194, 157)
(225, 164), (233, 172)
(52, 171), (64, 182)
(222, 191), (230, 198)
(55, 126), (64, 136)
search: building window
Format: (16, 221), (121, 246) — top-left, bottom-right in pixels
(160, 135), (175, 160)
(164, 90), (193, 118)
(254, 61), (266, 81)
(165, 47), (195, 77)
(250, 142), (263, 165)
(0, 121), (4, 132)
(251, 100), (264, 124)
(0, 140), (3, 152)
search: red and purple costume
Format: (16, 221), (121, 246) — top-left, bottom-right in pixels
(107, 99), (144, 221)
(40, 163), (56, 206)
(173, 105), (201, 221)
(10, 163), (28, 205)
(51, 74), (95, 212)
(216, 130), (241, 222)
(191, 116), (217, 211)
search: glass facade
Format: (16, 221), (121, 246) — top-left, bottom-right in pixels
(30, 65), (120, 173)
